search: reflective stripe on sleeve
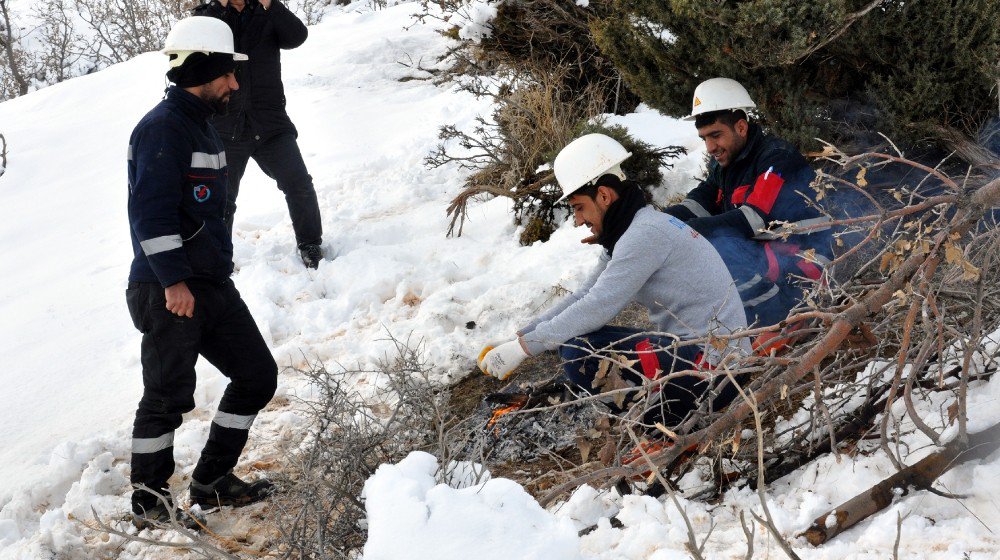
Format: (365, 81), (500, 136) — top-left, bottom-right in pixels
(681, 198), (712, 218)
(132, 432), (174, 454)
(140, 234), (183, 256)
(736, 274), (764, 293)
(812, 253), (832, 267)
(743, 284), (780, 307)
(213, 411), (257, 430)
(190, 152), (227, 169)
(753, 216), (833, 240)
(127, 145), (133, 161)
(740, 205), (767, 234)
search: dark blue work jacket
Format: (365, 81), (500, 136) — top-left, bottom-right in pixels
(127, 87), (234, 287)
(666, 124), (834, 283)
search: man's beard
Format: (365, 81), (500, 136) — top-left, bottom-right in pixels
(200, 91), (231, 115)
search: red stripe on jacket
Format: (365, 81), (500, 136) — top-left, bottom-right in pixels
(731, 185), (750, 205)
(746, 170), (785, 214)
(635, 339), (660, 379)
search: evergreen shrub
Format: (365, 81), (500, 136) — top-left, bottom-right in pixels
(592, 0), (1000, 154)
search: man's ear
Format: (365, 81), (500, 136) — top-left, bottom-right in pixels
(596, 185), (617, 205)
(735, 119), (749, 138)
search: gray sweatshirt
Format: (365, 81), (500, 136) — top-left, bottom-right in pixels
(521, 206), (750, 361)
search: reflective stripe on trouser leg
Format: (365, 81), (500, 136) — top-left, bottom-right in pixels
(213, 411), (257, 430)
(735, 271), (784, 326)
(191, 413), (256, 484)
(130, 430), (177, 512)
(133, 432), (174, 454)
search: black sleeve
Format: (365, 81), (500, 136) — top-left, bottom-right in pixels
(687, 211), (755, 238)
(268, 1), (308, 49)
(663, 205), (697, 221)
(192, 0), (226, 17)
(663, 178), (722, 222)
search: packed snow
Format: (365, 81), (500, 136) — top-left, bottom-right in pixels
(0, 1), (998, 558)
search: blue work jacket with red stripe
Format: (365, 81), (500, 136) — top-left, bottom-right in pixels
(127, 87), (234, 287)
(666, 123), (833, 283)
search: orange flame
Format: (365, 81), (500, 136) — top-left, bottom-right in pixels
(487, 405), (521, 430)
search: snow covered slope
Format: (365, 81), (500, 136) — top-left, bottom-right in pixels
(1, 1), (997, 558)
(0, 0), (704, 555)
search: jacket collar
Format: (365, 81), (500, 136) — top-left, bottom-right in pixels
(166, 86), (215, 122)
(731, 122), (763, 167)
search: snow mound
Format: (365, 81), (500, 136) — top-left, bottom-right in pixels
(362, 451), (581, 560)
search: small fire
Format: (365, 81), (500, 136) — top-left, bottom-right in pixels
(487, 405), (522, 430)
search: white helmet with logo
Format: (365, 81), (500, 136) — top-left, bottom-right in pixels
(163, 17), (248, 68)
(553, 134), (632, 202)
(685, 77), (756, 121)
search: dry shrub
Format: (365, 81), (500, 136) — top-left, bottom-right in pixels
(271, 338), (460, 559)
(420, 0), (684, 244)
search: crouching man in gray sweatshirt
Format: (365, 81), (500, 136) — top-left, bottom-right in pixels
(477, 134), (751, 427)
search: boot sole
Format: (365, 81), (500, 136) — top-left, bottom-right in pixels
(131, 513), (204, 531)
(190, 493), (270, 509)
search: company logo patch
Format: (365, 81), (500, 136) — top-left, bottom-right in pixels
(693, 96), (701, 107)
(193, 185), (211, 202)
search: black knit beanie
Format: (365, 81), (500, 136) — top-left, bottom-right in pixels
(166, 52), (236, 87)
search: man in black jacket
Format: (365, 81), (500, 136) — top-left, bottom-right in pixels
(195, 0), (325, 268)
(664, 78), (833, 338)
(127, 17), (277, 528)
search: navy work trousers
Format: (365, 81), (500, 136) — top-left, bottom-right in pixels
(223, 131), (323, 248)
(125, 279), (277, 513)
(559, 326), (741, 427)
(703, 228), (824, 327)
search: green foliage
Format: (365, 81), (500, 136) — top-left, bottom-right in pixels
(427, 0), (686, 245)
(593, 0), (1000, 153)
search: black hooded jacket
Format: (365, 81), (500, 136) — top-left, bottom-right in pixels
(194, 0), (308, 141)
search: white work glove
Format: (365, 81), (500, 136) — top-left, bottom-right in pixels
(477, 339), (530, 381)
(475, 338), (509, 366)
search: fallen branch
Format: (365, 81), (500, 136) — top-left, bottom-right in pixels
(802, 421), (1000, 545)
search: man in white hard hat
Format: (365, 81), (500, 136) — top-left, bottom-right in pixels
(664, 78), (833, 347)
(126, 16), (277, 529)
(477, 134), (750, 427)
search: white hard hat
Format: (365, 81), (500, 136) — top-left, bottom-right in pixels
(685, 77), (756, 121)
(163, 17), (248, 67)
(553, 134), (632, 202)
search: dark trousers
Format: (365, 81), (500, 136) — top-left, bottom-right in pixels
(125, 279), (277, 513)
(559, 326), (740, 427)
(704, 229), (824, 327)
(223, 132), (323, 248)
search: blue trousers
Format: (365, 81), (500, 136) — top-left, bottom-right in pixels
(559, 326), (740, 427)
(703, 229), (825, 327)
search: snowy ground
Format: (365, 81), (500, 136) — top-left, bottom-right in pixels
(0, 1), (998, 558)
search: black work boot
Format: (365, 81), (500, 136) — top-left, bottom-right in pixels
(189, 472), (275, 508)
(299, 243), (323, 269)
(131, 502), (205, 531)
